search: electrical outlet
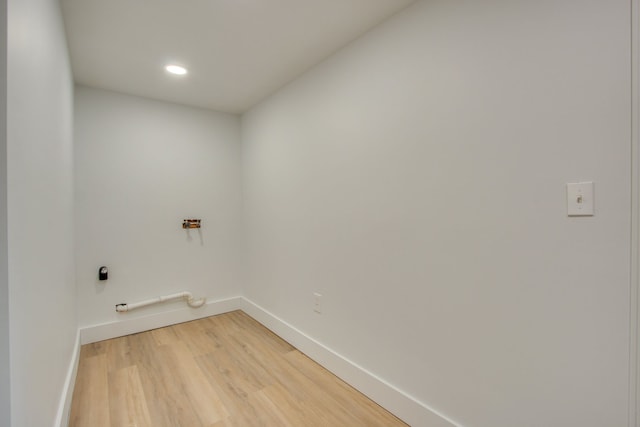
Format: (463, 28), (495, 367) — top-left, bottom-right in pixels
(313, 292), (322, 314)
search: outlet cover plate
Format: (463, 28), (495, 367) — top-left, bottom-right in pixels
(313, 292), (322, 314)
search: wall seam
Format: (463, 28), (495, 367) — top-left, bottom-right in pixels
(630, 0), (639, 426)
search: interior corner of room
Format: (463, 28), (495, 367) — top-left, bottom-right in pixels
(1, 0), (639, 426)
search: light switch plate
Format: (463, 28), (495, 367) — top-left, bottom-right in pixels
(567, 182), (594, 216)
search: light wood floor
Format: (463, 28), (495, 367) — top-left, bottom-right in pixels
(69, 310), (408, 427)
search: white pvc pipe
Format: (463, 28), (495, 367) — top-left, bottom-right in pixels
(115, 291), (206, 312)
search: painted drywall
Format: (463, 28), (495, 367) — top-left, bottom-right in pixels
(242, 1), (631, 426)
(74, 86), (242, 328)
(0, 0), (8, 424)
(6, 0), (76, 425)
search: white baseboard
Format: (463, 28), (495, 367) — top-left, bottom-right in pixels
(240, 298), (459, 427)
(79, 296), (243, 344)
(54, 329), (80, 427)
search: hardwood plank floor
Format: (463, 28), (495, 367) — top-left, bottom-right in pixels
(69, 310), (408, 427)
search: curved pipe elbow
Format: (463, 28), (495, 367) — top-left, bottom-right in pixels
(186, 297), (206, 308)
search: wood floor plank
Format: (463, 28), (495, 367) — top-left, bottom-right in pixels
(150, 324), (179, 347)
(130, 333), (205, 426)
(69, 354), (111, 427)
(251, 387), (298, 427)
(168, 340), (229, 425)
(105, 335), (134, 374)
(171, 319), (219, 357)
(260, 381), (323, 426)
(108, 365), (152, 427)
(69, 310), (408, 427)
(196, 350), (271, 427)
(227, 311), (295, 355)
(283, 349), (405, 425)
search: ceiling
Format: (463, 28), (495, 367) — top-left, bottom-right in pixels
(60, 0), (415, 114)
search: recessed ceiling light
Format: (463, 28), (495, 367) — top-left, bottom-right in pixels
(165, 64), (188, 75)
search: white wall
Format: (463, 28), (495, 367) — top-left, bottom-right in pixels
(74, 86), (242, 328)
(242, 1), (631, 426)
(6, 0), (76, 425)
